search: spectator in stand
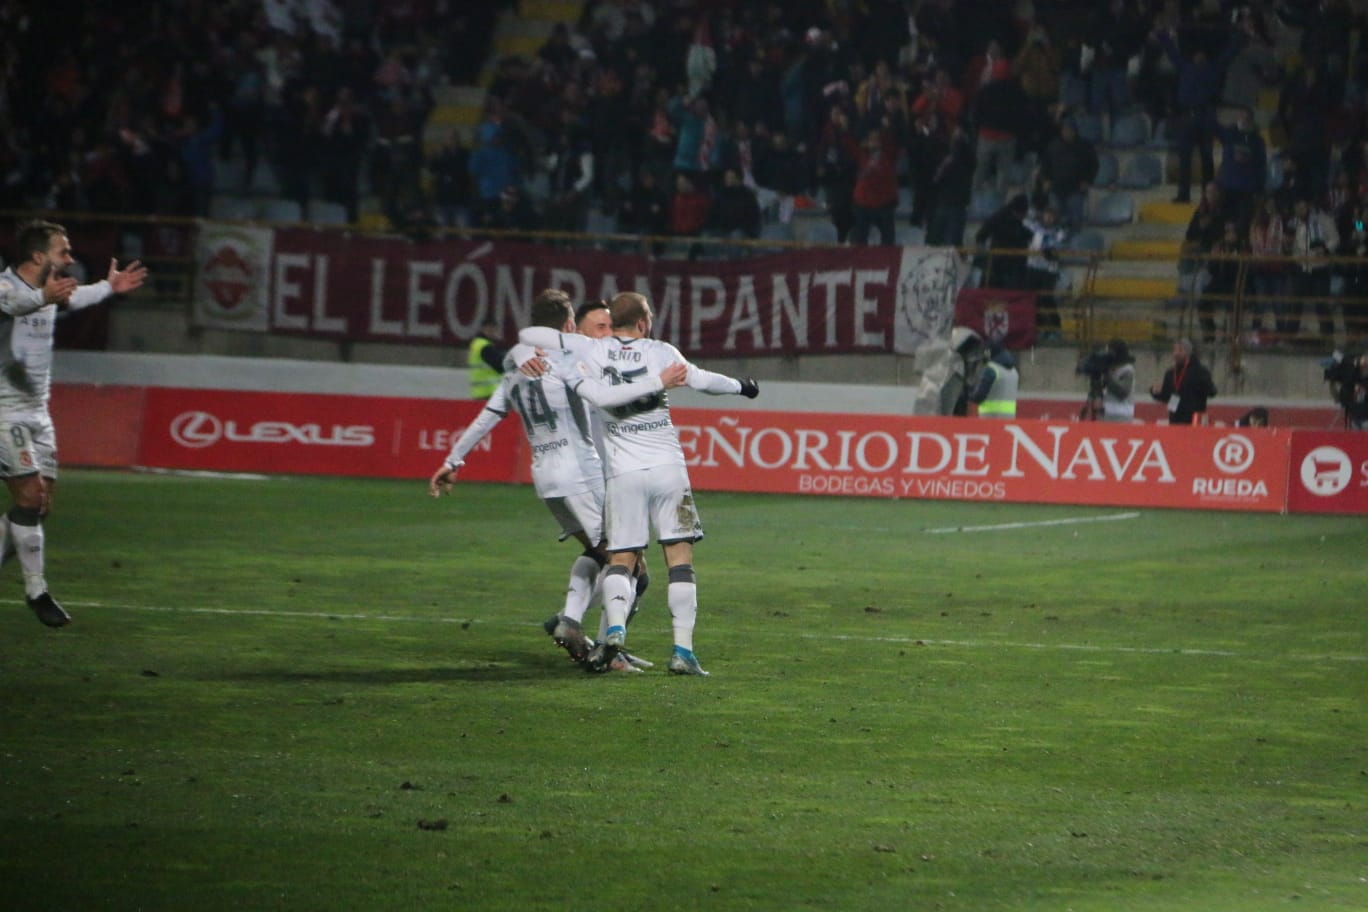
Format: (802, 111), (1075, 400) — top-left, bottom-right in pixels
(976, 193), (1033, 288)
(709, 167), (761, 239)
(320, 87), (370, 224)
(1214, 106), (1266, 232)
(543, 107), (595, 234)
(1150, 338), (1217, 425)
(1199, 220), (1247, 346)
(925, 123), (975, 247)
(489, 184), (540, 234)
(815, 104), (859, 242)
(1221, 9), (1279, 116)
(1178, 182), (1228, 300)
(730, 55), (785, 137)
(1287, 195), (1340, 345)
(670, 172), (712, 237)
(1247, 196), (1290, 346)
(848, 126), (900, 246)
(619, 167), (671, 237)
(1086, 0), (1148, 129)
(469, 120), (519, 229)
(906, 106), (947, 228)
(1155, 23), (1243, 203)
(753, 128), (808, 221)
(911, 67), (964, 132)
(1024, 202), (1071, 337)
(1339, 202), (1368, 346)
(1013, 26), (1061, 157)
(175, 105), (224, 218)
(1039, 116), (1098, 231)
(669, 92), (713, 178)
(854, 61), (909, 137)
(972, 60), (1026, 194)
(430, 128), (472, 229)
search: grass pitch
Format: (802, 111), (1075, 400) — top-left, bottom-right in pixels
(1, 470), (1365, 911)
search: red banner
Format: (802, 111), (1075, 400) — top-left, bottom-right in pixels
(955, 288), (1037, 349)
(1285, 431), (1368, 514)
(195, 228), (927, 358)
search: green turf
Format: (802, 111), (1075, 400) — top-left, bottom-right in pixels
(2, 470), (1365, 911)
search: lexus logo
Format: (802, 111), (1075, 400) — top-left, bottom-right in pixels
(167, 411), (376, 449)
(170, 411), (223, 448)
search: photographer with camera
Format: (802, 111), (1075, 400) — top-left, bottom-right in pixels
(1150, 338), (1217, 424)
(1323, 349), (1368, 429)
(1078, 338), (1136, 422)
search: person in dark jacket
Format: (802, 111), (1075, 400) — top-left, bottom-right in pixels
(972, 60), (1027, 193)
(975, 193), (1033, 288)
(1214, 107), (1266, 231)
(1155, 25), (1243, 203)
(1150, 338), (1218, 424)
(1039, 117), (1099, 230)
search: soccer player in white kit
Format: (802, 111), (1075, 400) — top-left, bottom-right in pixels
(515, 292), (759, 675)
(0, 220), (146, 626)
(429, 290), (687, 668)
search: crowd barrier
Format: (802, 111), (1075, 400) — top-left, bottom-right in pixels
(51, 383), (1367, 516)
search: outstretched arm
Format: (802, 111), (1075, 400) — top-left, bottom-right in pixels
(67, 259), (148, 311)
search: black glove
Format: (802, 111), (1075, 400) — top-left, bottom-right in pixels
(738, 377), (760, 399)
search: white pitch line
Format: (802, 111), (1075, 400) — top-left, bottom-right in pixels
(18, 599), (1367, 664)
(925, 511), (1141, 534)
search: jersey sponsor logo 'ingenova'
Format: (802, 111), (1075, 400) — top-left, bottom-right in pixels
(170, 411), (375, 449)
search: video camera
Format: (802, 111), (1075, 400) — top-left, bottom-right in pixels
(1321, 350), (1365, 415)
(1075, 347), (1116, 391)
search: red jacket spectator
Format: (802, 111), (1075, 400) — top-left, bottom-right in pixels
(670, 173), (712, 235)
(848, 130), (899, 209)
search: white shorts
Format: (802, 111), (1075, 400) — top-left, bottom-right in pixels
(605, 465), (703, 552)
(0, 414), (57, 479)
(544, 488), (604, 545)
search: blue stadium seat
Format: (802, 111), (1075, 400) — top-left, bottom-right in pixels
(1266, 155), (1285, 191)
(1117, 153), (1163, 190)
(307, 201), (350, 225)
(968, 188), (1005, 222)
(1074, 113), (1105, 145)
(1110, 112), (1150, 148)
(1094, 151), (1119, 188)
(258, 198), (303, 222)
(1060, 228), (1108, 264)
(1086, 191), (1135, 227)
(804, 220), (840, 246)
(209, 195), (257, 220)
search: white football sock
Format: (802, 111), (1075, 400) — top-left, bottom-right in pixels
(9, 518), (46, 599)
(601, 567), (634, 633)
(667, 564), (698, 652)
(563, 554), (601, 624)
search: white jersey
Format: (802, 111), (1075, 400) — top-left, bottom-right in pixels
(518, 328), (743, 479)
(0, 268), (111, 418)
(445, 338), (669, 498)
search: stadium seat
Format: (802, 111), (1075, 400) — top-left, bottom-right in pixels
(894, 223), (925, 247)
(1266, 155), (1285, 191)
(307, 200), (350, 225)
(585, 207), (619, 237)
(247, 161), (282, 196)
(1059, 228), (1108, 265)
(1086, 191), (1136, 227)
(209, 195), (257, 220)
(1094, 151), (1119, 188)
(1145, 117), (1171, 150)
(804, 220), (840, 246)
(968, 188), (1005, 222)
(258, 198), (303, 222)
(1117, 153), (1163, 190)
(1110, 112), (1150, 148)
(759, 221), (795, 243)
(1074, 113), (1105, 145)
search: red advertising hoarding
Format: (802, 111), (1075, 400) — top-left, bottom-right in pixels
(1285, 431), (1368, 514)
(128, 387), (1295, 513)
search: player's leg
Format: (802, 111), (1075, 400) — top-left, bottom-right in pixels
(599, 471), (648, 647)
(0, 417), (66, 627)
(651, 469), (708, 676)
(541, 495), (604, 662)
